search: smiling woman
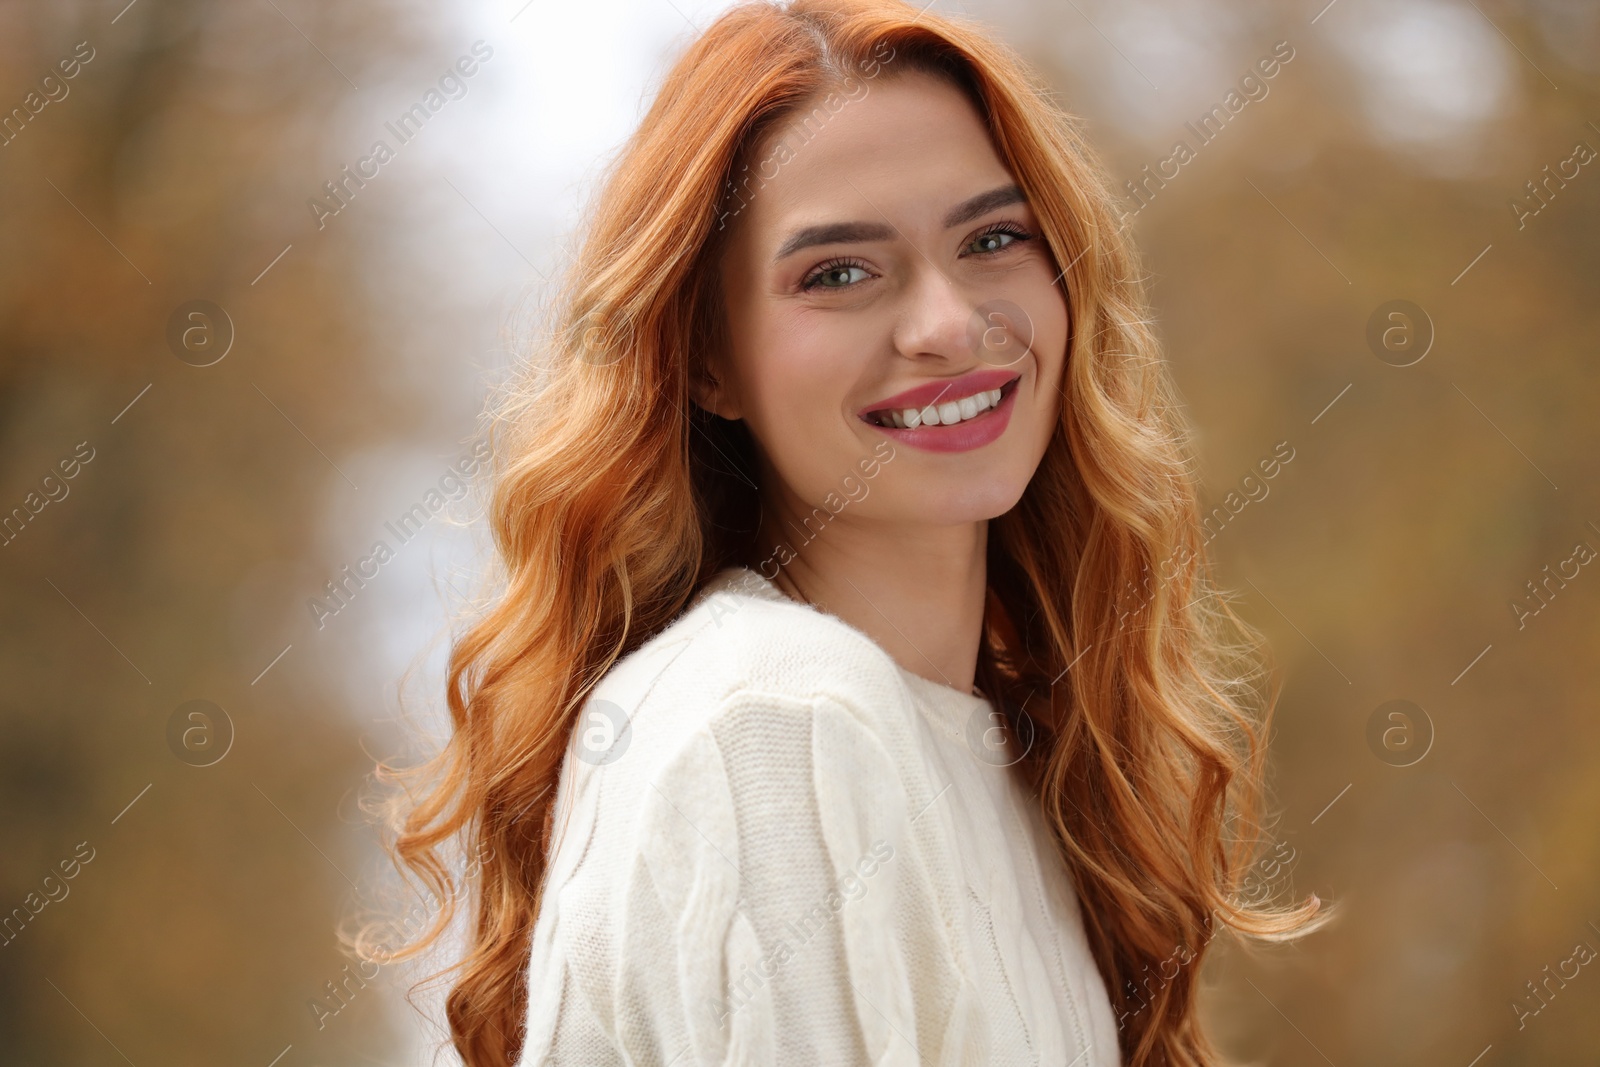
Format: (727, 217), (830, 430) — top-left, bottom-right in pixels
(365, 3), (1331, 1066)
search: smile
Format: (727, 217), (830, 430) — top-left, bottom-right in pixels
(857, 372), (1022, 454)
(866, 381), (1013, 428)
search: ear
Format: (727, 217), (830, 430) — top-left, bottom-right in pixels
(689, 359), (742, 421)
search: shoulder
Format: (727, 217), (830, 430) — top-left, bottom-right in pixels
(535, 564), (931, 914)
(544, 567), (930, 891)
(586, 566), (918, 770)
(551, 565), (940, 886)
(541, 567), (932, 888)
(528, 575), (960, 1067)
(527, 570), (972, 1062)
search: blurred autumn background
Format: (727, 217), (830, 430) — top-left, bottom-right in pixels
(1, 0), (1596, 1064)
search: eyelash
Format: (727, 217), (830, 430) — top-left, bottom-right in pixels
(799, 221), (1035, 291)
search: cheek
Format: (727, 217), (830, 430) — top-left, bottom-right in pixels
(749, 316), (838, 419)
(1012, 284), (1068, 464)
(740, 312), (867, 481)
(1040, 298), (1069, 384)
(1024, 283), (1070, 403)
(993, 249), (1070, 391)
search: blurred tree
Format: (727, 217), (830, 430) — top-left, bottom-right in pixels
(0, 0), (451, 1063)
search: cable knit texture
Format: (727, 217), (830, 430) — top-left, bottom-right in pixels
(517, 565), (1121, 1066)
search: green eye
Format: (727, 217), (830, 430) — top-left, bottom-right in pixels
(807, 263), (870, 290)
(968, 230), (1017, 254)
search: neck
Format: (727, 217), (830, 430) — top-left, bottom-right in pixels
(748, 490), (989, 695)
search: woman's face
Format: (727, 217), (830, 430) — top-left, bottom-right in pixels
(705, 68), (1069, 530)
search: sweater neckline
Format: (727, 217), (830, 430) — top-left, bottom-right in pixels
(702, 565), (993, 715)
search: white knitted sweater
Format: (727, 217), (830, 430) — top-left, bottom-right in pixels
(517, 565), (1121, 1066)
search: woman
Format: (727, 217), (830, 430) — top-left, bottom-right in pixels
(368, 1), (1330, 1064)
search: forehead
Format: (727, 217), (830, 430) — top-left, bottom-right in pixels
(730, 69), (1014, 250)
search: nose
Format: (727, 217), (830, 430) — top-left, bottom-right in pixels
(890, 263), (977, 366)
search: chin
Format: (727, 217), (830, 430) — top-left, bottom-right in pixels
(898, 474), (1031, 524)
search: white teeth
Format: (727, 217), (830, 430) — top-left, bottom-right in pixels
(887, 384), (1008, 429)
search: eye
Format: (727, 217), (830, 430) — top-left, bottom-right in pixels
(802, 260), (873, 291)
(964, 223), (1033, 256)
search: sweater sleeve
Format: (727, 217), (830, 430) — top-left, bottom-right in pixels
(593, 686), (979, 1067)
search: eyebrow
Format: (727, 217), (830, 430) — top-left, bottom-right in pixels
(773, 221), (894, 262)
(942, 183), (1027, 228)
(771, 183), (1029, 263)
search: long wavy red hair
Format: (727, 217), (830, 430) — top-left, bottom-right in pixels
(355, 2), (1332, 1064)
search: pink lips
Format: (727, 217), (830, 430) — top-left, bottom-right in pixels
(857, 368), (1020, 419)
(856, 370), (1023, 454)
